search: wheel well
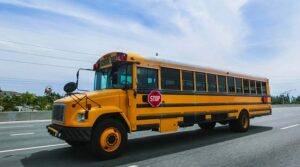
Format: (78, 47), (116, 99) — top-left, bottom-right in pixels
(93, 113), (130, 133)
(240, 109), (249, 116)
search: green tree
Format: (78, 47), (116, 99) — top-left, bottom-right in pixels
(0, 91), (62, 111)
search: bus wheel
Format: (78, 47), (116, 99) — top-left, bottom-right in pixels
(219, 121), (228, 125)
(91, 118), (127, 159)
(229, 110), (250, 132)
(198, 122), (216, 130)
(66, 140), (87, 147)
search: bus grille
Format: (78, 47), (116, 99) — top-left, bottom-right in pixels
(52, 103), (66, 122)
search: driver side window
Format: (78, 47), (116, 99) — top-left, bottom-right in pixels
(118, 64), (132, 89)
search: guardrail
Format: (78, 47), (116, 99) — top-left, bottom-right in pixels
(272, 104), (300, 108)
(0, 104), (299, 122)
(0, 111), (51, 122)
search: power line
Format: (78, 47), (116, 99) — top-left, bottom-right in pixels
(0, 78), (64, 84)
(0, 58), (79, 69)
(0, 77), (92, 85)
(0, 39), (98, 56)
(0, 48), (95, 63)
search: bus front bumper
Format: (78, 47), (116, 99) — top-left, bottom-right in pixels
(47, 124), (92, 142)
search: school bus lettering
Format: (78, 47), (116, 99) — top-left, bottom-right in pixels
(46, 51), (272, 159)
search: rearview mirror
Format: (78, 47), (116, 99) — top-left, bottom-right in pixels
(64, 82), (77, 94)
(111, 62), (120, 74)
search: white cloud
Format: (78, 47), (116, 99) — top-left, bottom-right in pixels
(1, 0), (300, 96)
(0, 0), (250, 94)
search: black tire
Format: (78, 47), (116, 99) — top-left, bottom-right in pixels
(66, 140), (87, 147)
(229, 110), (250, 132)
(198, 122), (216, 130)
(219, 121), (228, 125)
(91, 118), (127, 160)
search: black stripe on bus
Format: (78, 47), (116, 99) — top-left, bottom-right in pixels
(136, 102), (271, 108)
(249, 108), (272, 112)
(136, 110), (238, 120)
(137, 89), (270, 97)
(249, 108), (272, 118)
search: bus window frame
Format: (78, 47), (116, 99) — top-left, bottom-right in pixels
(137, 67), (159, 90)
(196, 72), (207, 92)
(227, 76), (235, 94)
(250, 80), (257, 95)
(256, 81), (262, 95)
(160, 67), (181, 91)
(182, 70), (195, 91)
(217, 75), (227, 94)
(262, 82), (267, 95)
(243, 79), (250, 94)
(207, 73), (217, 93)
(235, 78), (243, 95)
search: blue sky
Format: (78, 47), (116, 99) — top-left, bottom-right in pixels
(0, 0), (300, 96)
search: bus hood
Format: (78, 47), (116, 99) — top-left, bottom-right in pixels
(54, 89), (125, 105)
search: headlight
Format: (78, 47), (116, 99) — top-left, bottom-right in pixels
(77, 113), (86, 122)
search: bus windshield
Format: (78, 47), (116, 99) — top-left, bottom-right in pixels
(94, 64), (132, 90)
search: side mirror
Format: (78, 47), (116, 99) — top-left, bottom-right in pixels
(64, 82), (77, 94)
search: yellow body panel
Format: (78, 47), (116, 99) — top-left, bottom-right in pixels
(160, 118), (180, 132)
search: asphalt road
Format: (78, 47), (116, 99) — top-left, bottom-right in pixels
(0, 107), (299, 167)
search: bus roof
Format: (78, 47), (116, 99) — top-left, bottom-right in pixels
(100, 52), (269, 82)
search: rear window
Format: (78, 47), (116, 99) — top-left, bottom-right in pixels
(262, 82), (267, 94)
(256, 81), (262, 95)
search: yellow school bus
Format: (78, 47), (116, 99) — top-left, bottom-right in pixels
(47, 52), (271, 159)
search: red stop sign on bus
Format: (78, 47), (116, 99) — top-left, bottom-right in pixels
(148, 90), (162, 107)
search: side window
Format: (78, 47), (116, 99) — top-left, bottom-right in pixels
(161, 67), (180, 90)
(256, 81), (262, 95)
(196, 72), (206, 92)
(182, 71), (194, 91)
(236, 78), (243, 94)
(118, 64), (133, 89)
(228, 77), (235, 93)
(218, 76), (227, 93)
(207, 74), (217, 93)
(262, 82), (267, 95)
(243, 79), (250, 94)
(250, 80), (256, 94)
(137, 67), (158, 90)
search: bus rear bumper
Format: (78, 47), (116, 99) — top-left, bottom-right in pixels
(47, 124), (92, 142)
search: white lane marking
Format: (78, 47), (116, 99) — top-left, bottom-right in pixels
(280, 124), (299, 130)
(0, 125), (33, 129)
(128, 165), (139, 167)
(0, 143), (68, 154)
(0, 120), (50, 125)
(10, 132), (35, 136)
